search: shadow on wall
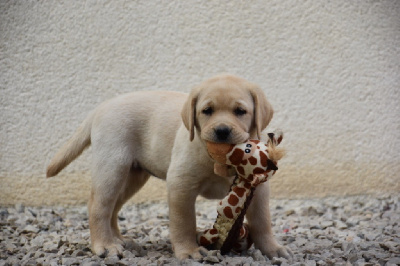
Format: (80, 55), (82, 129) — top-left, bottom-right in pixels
(1, 160), (398, 206)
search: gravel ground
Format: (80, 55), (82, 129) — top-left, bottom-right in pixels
(1, 194), (399, 266)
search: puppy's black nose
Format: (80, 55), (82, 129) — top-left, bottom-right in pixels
(215, 127), (231, 141)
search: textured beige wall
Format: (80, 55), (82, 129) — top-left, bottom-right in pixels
(1, 1), (399, 206)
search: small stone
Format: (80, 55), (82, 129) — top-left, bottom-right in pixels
(285, 209), (295, 216)
(49, 259), (59, 266)
(216, 251), (224, 261)
(347, 253), (358, 263)
(34, 250), (45, 258)
(204, 255), (220, 263)
(310, 224), (322, 230)
(271, 257), (287, 265)
(116, 259), (132, 266)
(295, 238), (308, 247)
(82, 261), (101, 266)
(21, 258), (37, 266)
(320, 220), (334, 229)
(31, 235), (45, 247)
(5, 242), (17, 253)
(365, 233), (379, 241)
(122, 250), (135, 258)
(104, 255), (120, 265)
(15, 203), (24, 213)
(251, 249), (266, 262)
(345, 216), (360, 227)
(353, 258), (366, 266)
(302, 205), (324, 216)
(334, 220), (348, 229)
(342, 241), (356, 254)
(22, 225), (40, 234)
(124, 239), (142, 253)
(136, 258), (151, 265)
(19, 235), (28, 245)
(61, 257), (80, 266)
(27, 208), (37, 217)
(6, 257), (21, 265)
(43, 242), (59, 253)
(225, 257), (247, 265)
(36, 257), (46, 265)
(71, 249), (85, 256)
(305, 259), (317, 266)
(379, 241), (398, 252)
(387, 257), (400, 265)
(22, 251), (35, 261)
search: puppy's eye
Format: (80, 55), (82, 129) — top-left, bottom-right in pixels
(245, 149), (251, 153)
(246, 144), (252, 148)
(234, 107), (247, 116)
(202, 107), (213, 115)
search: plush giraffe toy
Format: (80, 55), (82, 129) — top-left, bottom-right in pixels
(196, 130), (284, 254)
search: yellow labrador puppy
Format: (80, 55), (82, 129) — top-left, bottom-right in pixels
(47, 74), (292, 260)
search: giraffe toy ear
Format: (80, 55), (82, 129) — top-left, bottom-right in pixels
(267, 159), (278, 171)
(268, 129), (283, 146)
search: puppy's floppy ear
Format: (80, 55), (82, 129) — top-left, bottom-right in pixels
(181, 87), (200, 141)
(249, 87), (274, 139)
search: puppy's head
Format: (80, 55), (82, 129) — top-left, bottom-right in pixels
(181, 74), (274, 143)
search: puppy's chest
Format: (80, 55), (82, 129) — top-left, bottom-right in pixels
(199, 174), (234, 200)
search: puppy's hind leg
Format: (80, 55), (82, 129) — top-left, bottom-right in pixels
(88, 151), (133, 257)
(111, 168), (150, 244)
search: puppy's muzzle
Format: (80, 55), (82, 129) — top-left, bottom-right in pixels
(214, 126), (231, 142)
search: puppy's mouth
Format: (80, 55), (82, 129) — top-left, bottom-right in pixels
(202, 125), (249, 144)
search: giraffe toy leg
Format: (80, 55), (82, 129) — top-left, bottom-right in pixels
(196, 228), (219, 249)
(232, 223), (253, 252)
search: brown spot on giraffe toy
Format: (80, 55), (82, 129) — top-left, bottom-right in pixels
(196, 130), (284, 254)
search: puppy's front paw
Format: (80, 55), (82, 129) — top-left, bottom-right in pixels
(175, 245), (208, 260)
(92, 241), (124, 257)
(263, 244), (293, 260)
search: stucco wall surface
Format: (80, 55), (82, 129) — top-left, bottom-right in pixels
(1, 1), (399, 206)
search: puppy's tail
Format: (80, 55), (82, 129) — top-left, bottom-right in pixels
(46, 111), (95, 178)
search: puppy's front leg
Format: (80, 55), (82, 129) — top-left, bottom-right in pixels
(246, 182), (293, 259)
(167, 182), (206, 260)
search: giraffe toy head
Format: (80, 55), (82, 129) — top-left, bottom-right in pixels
(207, 129), (284, 185)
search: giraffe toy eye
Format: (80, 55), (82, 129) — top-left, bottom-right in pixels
(245, 149), (251, 153)
(246, 144), (252, 148)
